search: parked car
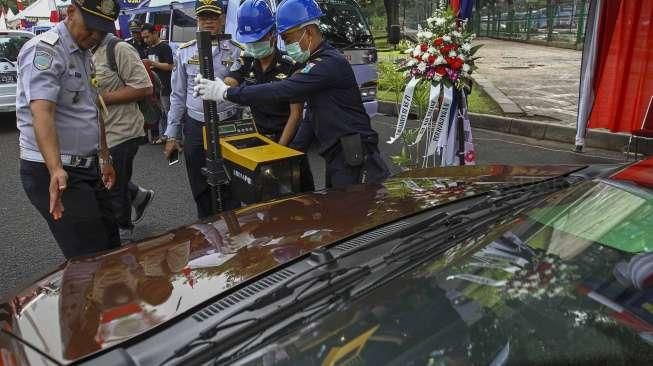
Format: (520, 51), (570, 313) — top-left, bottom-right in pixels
(0, 30), (34, 113)
(1, 157), (652, 365)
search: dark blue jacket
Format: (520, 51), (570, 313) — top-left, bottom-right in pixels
(226, 41), (378, 154)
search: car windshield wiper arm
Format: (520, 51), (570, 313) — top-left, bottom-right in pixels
(0, 57), (15, 67)
(160, 265), (371, 366)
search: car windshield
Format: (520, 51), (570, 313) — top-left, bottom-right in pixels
(0, 34), (30, 61)
(235, 179), (653, 365)
(318, 0), (373, 47)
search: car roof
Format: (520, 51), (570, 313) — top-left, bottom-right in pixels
(0, 30), (34, 37)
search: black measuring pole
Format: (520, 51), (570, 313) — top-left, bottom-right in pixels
(197, 30), (229, 214)
(456, 90), (466, 166)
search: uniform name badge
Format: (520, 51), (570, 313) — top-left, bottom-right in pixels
(188, 56), (200, 65)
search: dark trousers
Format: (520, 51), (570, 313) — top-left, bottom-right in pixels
(324, 144), (390, 189)
(109, 138), (141, 229)
(183, 115), (239, 219)
(20, 159), (120, 259)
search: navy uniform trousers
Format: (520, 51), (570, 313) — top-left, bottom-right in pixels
(20, 160), (120, 259)
(183, 114), (239, 219)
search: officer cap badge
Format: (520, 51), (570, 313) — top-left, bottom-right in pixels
(100, 0), (115, 15)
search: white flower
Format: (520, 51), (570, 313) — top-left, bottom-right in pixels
(462, 63), (471, 72)
(435, 55), (445, 65)
(448, 50), (457, 57)
(461, 42), (472, 52)
(428, 46), (436, 54)
(412, 47), (421, 58)
(443, 35), (452, 42)
(421, 53), (430, 62)
(458, 54), (466, 61)
(423, 31), (433, 39)
(417, 62), (427, 73)
(417, 31), (425, 39)
(434, 17), (446, 26)
(407, 59), (417, 67)
(452, 30), (462, 38)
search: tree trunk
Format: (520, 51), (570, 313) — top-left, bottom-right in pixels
(384, 0), (400, 37)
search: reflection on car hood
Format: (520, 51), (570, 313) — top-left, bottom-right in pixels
(0, 165), (582, 364)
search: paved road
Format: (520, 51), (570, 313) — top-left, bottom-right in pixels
(0, 113), (623, 299)
(474, 38), (582, 125)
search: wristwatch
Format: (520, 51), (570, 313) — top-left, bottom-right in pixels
(99, 155), (113, 166)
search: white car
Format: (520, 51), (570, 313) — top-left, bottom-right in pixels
(0, 30), (34, 113)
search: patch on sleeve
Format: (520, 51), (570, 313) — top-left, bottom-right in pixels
(33, 49), (53, 71)
(300, 62), (315, 74)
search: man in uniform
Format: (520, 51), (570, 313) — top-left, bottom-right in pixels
(125, 19), (147, 59)
(225, 0), (302, 146)
(194, 0), (389, 189)
(163, 0), (241, 219)
(16, 0), (121, 259)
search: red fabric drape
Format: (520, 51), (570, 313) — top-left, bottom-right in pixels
(588, 1), (653, 133)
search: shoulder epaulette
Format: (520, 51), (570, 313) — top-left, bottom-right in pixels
(179, 39), (196, 49)
(229, 40), (244, 50)
(38, 32), (59, 47)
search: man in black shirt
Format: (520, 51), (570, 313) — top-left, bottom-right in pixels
(141, 23), (174, 143)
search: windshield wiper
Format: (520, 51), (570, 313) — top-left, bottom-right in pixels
(0, 57), (15, 67)
(161, 176), (574, 365)
(159, 265), (371, 365)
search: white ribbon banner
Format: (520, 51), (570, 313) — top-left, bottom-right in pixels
(388, 77), (420, 144)
(426, 85), (454, 156)
(411, 83), (441, 146)
(446, 274), (507, 287)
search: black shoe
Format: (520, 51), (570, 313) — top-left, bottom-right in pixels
(132, 189), (154, 224)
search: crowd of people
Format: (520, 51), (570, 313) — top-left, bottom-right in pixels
(15, 0), (389, 260)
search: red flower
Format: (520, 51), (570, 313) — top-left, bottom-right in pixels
(441, 44), (454, 54)
(447, 57), (464, 70)
(434, 66), (447, 76)
(433, 38), (444, 47)
(420, 43), (428, 52)
(427, 54), (436, 64)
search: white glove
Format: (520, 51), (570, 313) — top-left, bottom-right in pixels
(192, 74), (229, 102)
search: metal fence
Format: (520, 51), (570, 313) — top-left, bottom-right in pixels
(473, 0), (589, 49)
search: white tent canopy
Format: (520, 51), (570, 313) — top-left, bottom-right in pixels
(7, 0), (71, 21)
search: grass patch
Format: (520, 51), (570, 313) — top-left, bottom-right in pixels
(468, 86), (504, 116)
(377, 83), (505, 117)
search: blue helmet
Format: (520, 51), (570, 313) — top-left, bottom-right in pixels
(276, 0), (324, 35)
(236, 0), (275, 43)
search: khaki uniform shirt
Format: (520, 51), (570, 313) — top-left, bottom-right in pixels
(93, 35), (152, 148)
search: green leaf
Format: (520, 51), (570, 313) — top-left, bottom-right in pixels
(469, 44), (484, 56)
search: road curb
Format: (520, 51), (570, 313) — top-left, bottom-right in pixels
(472, 74), (523, 114)
(378, 101), (632, 152)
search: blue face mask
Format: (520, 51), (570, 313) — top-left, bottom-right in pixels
(285, 29), (310, 64)
(244, 39), (274, 59)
